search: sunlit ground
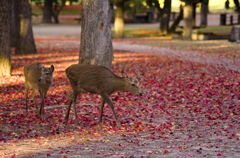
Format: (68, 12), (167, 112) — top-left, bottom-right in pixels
(0, 37), (239, 157)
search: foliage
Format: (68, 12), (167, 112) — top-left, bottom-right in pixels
(124, 0), (161, 14)
(31, 0), (80, 16)
(31, 0), (79, 5)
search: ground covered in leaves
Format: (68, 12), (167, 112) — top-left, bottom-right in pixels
(0, 37), (240, 157)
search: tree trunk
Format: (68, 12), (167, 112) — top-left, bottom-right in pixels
(147, 0), (155, 23)
(52, 12), (59, 23)
(15, 0), (37, 55)
(233, 0), (240, 12)
(79, 0), (113, 69)
(114, 0), (124, 38)
(182, 2), (193, 40)
(200, 0), (209, 26)
(160, 0), (171, 34)
(169, 8), (183, 33)
(52, 0), (66, 23)
(192, 3), (196, 27)
(42, 0), (52, 23)
(0, 0), (11, 76)
(9, 0), (16, 47)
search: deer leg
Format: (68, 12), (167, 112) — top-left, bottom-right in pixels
(101, 94), (121, 127)
(73, 91), (80, 124)
(65, 93), (73, 123)
(32, 89), (39, 116)
(25, 86), (30, 116)
(39, 92), (46, 119)
(98, 97), (105, 125)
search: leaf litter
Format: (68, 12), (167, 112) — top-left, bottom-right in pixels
(0, 37), (239, 157)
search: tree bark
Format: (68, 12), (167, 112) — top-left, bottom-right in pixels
(183, 2), (193, 40)
(114, 0), (124, 38)
(160, 0), (171, 34)
(0, 0), (11, 76)
(15, 0), (37, 55)
(9, 0), (16, 47)
(200, 0), (209, 26)
(79, 0), (113, 69)
(42, 0), (52, 23)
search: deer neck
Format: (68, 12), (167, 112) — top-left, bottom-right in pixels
(113, 77), (128, 92)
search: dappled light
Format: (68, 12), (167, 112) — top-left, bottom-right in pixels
(20, 18), (29, 37)
(1, 0), (240, 156)
(1, 37), (239, 157)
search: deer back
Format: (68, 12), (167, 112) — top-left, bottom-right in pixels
(66, 64), (143, 95)
(24, 63), (44, 90)
(66, 64), (118, 93)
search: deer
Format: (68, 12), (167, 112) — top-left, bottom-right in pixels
(24, 63), (54, 119)
(65, 64), (143, 127)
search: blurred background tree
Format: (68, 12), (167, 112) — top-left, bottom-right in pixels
(14, 0), (37, 55)
(32, 0), (79, 23)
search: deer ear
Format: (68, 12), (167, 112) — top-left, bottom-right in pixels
(50, 65), (54, 73)
(136, 74), (143, 81)
(121, 72), (129, 78)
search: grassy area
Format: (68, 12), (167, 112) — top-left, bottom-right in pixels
(32, 8), (81, 16)
(112, 25), (232, 38)
(112, 26), (164, 38)
(142, 40), (240, 56)
(112, 25), (240, 56)
(177, 26), (232, 32)
(31, 5), (81, 16)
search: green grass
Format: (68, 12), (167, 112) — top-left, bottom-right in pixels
(32, 7), (81, 16)
(112, 26), (164, 38)
(112, 25), (232, 38)
(176, 26), (232, 34)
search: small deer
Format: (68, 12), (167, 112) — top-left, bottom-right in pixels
(65, 64), (143, 127)
(24, 63), (54, 119)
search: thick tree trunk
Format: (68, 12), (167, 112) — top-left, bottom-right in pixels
(183, 2), (193, 40)
(0, 0), (11, 76)
(160, 0), (171, 34)
(15, 0), (37, 55)
(9, 0), (16, 47)
(200, 0), (209, 26)
(42, 0), (52, 23)
(79, 0), (113, 69)
(114, 0), (124, 38)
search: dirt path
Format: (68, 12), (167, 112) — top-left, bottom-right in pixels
(112, 42), (240, 73)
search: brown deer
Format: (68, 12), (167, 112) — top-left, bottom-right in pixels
(24, 63), (54, 119)
(65, 64), (143, 127)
